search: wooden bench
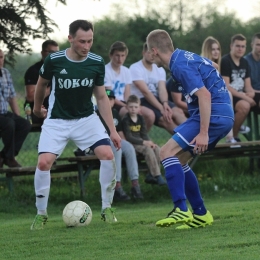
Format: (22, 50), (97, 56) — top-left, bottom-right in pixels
(67, 153), (148, 196)
(190, 141), (260, 171)
(0, 153), (148, 197)
(0, 155), (100, 196)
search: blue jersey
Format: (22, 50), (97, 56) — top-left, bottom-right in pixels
(169, 49), (234, 120)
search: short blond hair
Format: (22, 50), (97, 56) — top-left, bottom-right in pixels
(146, 29), (174, 53)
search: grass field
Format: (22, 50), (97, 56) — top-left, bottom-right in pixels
(1, 117), (260, 259)
(1, 188), (260, 260)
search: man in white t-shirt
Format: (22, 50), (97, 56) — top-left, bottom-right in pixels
(104, 41), (155, 131)
(130, 42), (187, 134)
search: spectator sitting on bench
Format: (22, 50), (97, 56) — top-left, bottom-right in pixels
(244, 32), (260, 113)
(24, 40), (59, 125)
(104, 41), (155, 132)
(0, 49), (31, 168)
(201, 36), (238, 146)
(122, 94), (166, 186)
(130, 42), (187, 135)
(221, 34), (255, 142)
(96, 89), (144, 201)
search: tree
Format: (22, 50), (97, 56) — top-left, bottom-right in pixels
(0, 0), (66, 64)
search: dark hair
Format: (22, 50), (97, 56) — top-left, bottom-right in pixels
(41, 40), (58, 51)
(109, 41), (128, 55)
(252, 32), (260, 43)
(69, 20), (94, 37)
(231, 34), (246, 44)
(126, 95), (140, 104)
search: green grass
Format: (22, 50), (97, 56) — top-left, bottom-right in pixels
(1, 167), (260, 260)
(1, 117), (260, 259)
(1, 194), (260, 260)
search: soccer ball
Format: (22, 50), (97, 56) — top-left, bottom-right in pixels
(62, 200), (92, 227)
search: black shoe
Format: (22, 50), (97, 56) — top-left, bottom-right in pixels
(234, 137), (241, 142)
(155, 175), (167, 186)
(4, 158), (21, 168)
(145, 173), (157, 184)
(114, 187), (130, 201)
(131, 185), (144, 199)
(73, 148), (86, 156)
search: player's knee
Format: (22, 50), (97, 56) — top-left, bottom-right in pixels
(98, 149), (114, 160)
(37, 154), (55, 171)
(159, 145), (177, 160)
(37, 159), (52, 171)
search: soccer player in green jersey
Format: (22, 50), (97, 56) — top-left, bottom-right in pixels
(30, 20), (121, 230)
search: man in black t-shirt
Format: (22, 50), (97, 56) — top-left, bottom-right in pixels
(221, 34), (256, 141)
(24, 40), (59, 124)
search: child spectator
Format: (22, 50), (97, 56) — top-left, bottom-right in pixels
(97, 90), (144, 200)
(122, 95), (166, 186)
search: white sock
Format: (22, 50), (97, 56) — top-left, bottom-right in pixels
(99, 159), (116, 209)
(34, 168), (50, 214)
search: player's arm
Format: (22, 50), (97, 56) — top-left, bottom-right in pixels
(33, 76), (49, 118)
(94, 86), (121, 149)
(191, 87), (211, 153)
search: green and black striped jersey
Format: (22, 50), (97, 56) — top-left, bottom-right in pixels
(39, 49), (105, 119)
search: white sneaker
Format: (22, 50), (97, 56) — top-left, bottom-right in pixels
(225, 138), (241, 148)
(239, 125), (250, 134)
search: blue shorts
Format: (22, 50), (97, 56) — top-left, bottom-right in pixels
(172, 115), (234, 153)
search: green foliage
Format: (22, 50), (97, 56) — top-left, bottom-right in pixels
(5, 53), (40, 93)
(6, 1), (260, 89)
(0, 0), (66, 65)
(76, 0), (260, 67)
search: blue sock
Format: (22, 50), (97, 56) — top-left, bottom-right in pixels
(182, 164), (206, 215)
(161, 157), (187, 211)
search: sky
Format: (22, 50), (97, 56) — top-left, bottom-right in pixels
(30, 0), (258, 52)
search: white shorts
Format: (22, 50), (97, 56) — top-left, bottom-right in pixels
(38, 114), (109, 156)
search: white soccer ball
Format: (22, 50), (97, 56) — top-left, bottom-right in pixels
(62, 200), (92, 227)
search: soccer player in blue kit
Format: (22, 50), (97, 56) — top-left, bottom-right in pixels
(146, 30), (234, 229)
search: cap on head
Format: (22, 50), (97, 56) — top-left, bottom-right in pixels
(106, 89), (115, 98)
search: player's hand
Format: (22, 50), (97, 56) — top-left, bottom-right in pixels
(33, 105), (47, 118)
(190, 133), (209, 155)
(110, 130), (121, 150)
